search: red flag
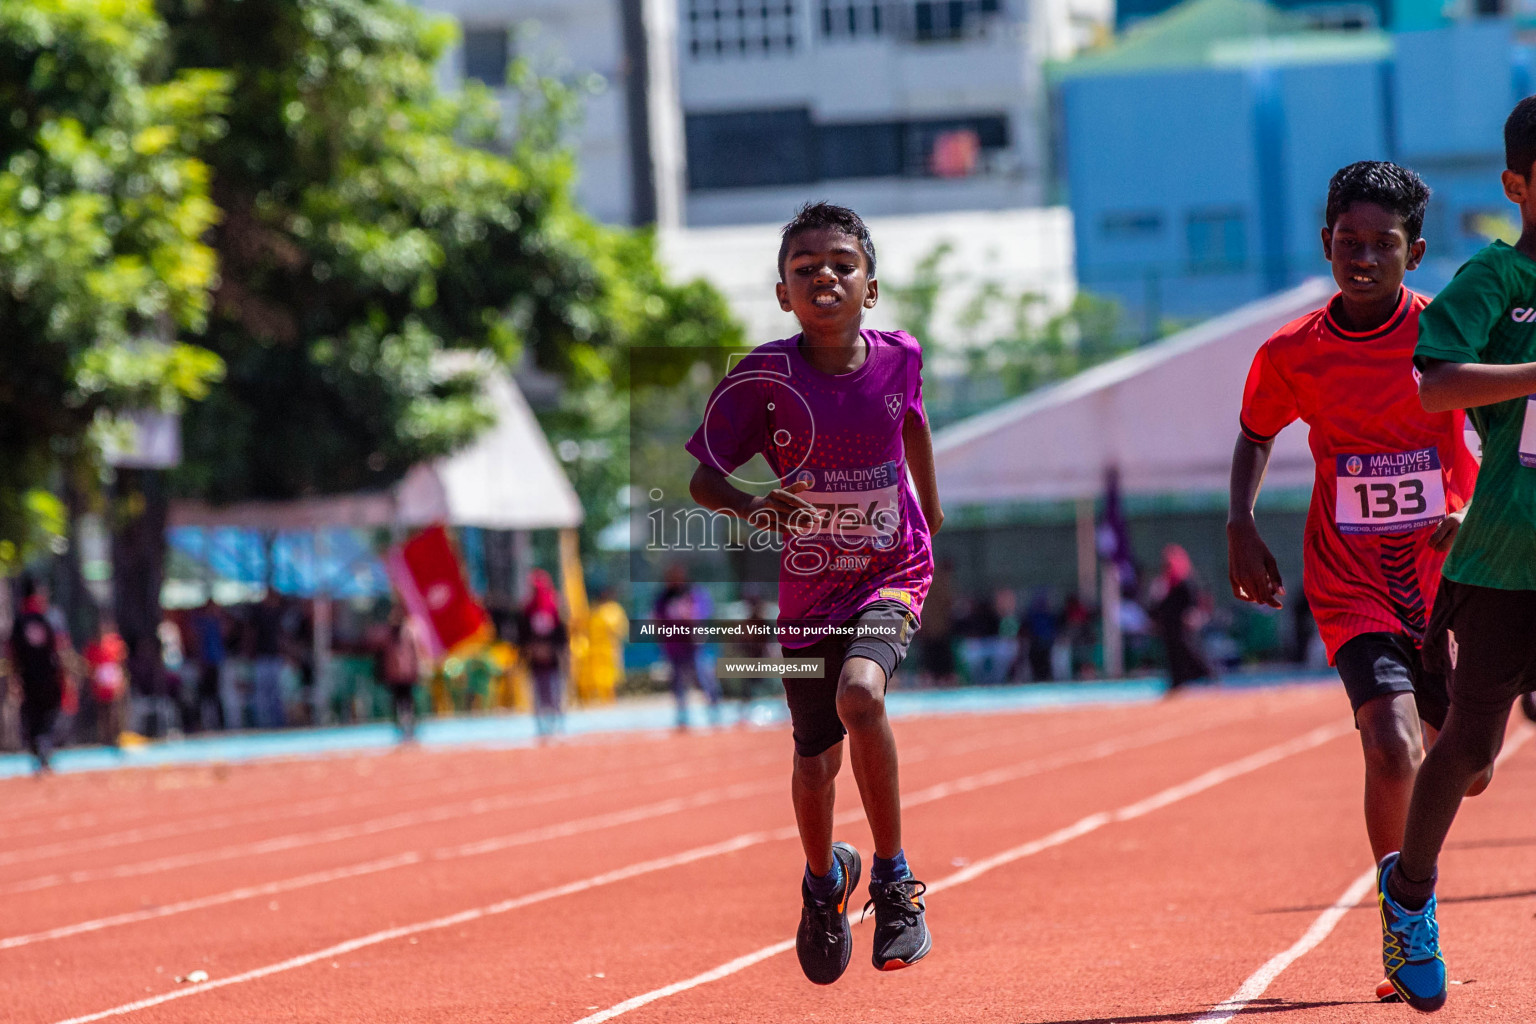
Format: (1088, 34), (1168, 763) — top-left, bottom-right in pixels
(385, 524), (490, 659)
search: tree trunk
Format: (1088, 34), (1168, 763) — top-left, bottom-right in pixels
(111, 469), (168, 710)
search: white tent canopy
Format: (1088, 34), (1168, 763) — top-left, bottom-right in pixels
(932, 279), (1331, 506)
(170, 361), (583, 532)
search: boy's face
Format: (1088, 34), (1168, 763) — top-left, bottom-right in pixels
(776, 227), (878, 330)
(1501, 164), (1536, 226)
(1321, 201), (1424, 306)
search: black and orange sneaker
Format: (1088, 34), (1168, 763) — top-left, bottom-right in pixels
(865, 877), (931, 971)
(796, 842), (862, 985)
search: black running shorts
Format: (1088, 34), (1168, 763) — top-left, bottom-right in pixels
(781, 600), (919, 758)
(1334, 631), (1448, 731)
(1422, 578), (1536, 716)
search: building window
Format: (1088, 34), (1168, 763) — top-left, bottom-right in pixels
(914, 0), (1004, 40)
(1186, 209), (1246, 273)
(821, 1), (887, 37)
(687, 0), (799, 59)
(686, 109), (816, 189)
(818, 115), (1006, 179)
(1101, 211), (1164, 239)
(821, 1), (1005, 41)
(462, 27), (510, 86)
(687, 109), (1008, 189)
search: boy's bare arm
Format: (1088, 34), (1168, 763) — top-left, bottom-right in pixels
(1227, 433), (1284, 608)
(689, 463), (817, 533)
(1419, 358), (1536, 413)
(902, 410), (944, 534)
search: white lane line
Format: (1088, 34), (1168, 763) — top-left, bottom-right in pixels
(0, 708), (1094, 875)
(574, 941), (799, 1024)
(1195, 724), (1534, 1024)
(38, 706), (1268, 1018)
(0, 756), (783, 895)
(567, 720), (1353, 1024)
(6, 715), (1203, 950)
(45, 830), (794, 1024)
(0, 739), (770, 851)
(9, 709), (1245, 952)
(0, 854), (422, 951)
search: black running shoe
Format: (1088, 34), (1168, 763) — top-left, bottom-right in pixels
(865, 876), (932, 971)
(796, 842), (862, 985)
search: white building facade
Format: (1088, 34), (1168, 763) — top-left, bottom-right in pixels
(417, 0), (1108, 230)
(677, 0), (1109, 226)
(417, 0), (686, 227)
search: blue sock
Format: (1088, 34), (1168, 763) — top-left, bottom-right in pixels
(871, 849), (909, 885)
(804, 857), (843, 904)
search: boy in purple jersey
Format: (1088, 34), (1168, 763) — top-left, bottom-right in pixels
(687, 203), (943, 985)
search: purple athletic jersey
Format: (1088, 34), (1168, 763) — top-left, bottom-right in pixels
(685, 330), (933, 646)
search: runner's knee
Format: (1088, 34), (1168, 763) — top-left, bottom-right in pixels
(1357, 697), (1423, 780)
(835, 672), (886, 733)
(794, 747), (841, 790)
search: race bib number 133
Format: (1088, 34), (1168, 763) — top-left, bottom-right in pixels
(1335, 448), (1446, 535)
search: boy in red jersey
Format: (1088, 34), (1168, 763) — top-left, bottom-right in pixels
(1227, 164), (1484, 982)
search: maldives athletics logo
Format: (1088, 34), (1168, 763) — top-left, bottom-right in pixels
(1344, 455), (1365, 476)
(884, 393), (902, 418)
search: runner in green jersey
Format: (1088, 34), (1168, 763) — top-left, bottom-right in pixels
(1375, 94), (1536, 1013)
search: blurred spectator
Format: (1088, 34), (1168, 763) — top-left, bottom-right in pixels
(10, 577), (65, 773)
(251, 590), (288, 728)
(1149, 544), (1212, 692)
(158, 612), (190, 734)
(518, 570), (569, 737)
(919, 559), (958, 686)
(584, 587), (628, 705)
(1019, 589), (1059, 683)
(84, 618), (128, 746)
(654, 564), (721, 728)
(732, 593), (778, 721)
(379, 606), (426, 742)
(955, 591), (1014, 686)
(189, 600), (227, 731)
(1061, 594), (1095, 679)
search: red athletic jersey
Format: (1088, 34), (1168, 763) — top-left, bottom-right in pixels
(1239, 289), (1478, 662)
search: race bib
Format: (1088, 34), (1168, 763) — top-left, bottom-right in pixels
(1335, 448), (1446, 534)
(787, 461), (902, 540)
(1520, 396), (1536, 467)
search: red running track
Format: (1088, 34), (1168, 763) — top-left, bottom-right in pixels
(2, 681), (1532, 1023)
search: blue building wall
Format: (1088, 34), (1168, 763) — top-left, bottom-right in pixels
(1062, 18), (1529, 328)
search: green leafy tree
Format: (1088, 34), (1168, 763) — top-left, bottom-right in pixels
(157, 0), (739, 675)
(161, 0), (740, 559)
(883, 242), (1137, 427)
(0, 0), (225, 570)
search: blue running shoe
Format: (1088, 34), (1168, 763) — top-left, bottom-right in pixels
(797, 842), (862, 985)
(1377, 853), (1447, 1012)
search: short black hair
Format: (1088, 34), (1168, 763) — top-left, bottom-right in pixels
(1325, 161), (1430, 242)
(777, 202), (876, 280)
(1506, 95), (1536, 175)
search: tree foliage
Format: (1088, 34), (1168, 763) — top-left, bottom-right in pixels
(886, 242), (1136, 427)
(0, 0), (742, 572)
(0, 0), (225, 569)
(161, 0), (740, 515)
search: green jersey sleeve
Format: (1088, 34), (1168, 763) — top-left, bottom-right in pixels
(1415, 255), (1508, 368)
